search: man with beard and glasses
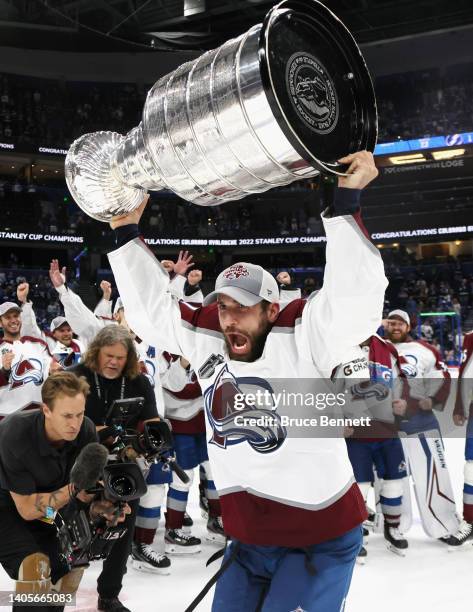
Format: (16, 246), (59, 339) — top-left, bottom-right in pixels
(106, 151), (387, 612)
(0, 302), (59, 419)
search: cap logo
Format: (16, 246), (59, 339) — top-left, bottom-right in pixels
(223, 264), (249, 280)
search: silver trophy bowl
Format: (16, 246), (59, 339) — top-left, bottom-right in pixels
(65, 0), (377, 222)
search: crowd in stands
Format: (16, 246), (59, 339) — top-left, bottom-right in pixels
(0, 268), (79, 331)
(1, 61), (472, 149)
(0, 178), (321, 240)
(376, 63), (473, 142)
(0, 73), (143, 150)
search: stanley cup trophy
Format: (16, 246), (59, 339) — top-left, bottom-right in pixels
(65, 0), (377, 221)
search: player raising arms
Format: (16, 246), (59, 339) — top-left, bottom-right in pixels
(106, 151), (387, 612)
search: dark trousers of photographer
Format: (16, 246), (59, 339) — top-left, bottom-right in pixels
(0, 509), (85, 612)
(97, 499), (139, 600)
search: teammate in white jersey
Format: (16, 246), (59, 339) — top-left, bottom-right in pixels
(384, 309), (459, 540)
(0, 301), (57, 418)
(107, 151), (387, 612)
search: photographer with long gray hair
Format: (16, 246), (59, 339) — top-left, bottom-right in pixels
(70, 325), (160, 612)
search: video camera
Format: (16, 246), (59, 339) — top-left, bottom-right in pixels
(56, 398), (188, 568)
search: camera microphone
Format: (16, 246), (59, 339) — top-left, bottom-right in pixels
(70, 442), (109, 492)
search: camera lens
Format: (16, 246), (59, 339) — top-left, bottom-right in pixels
(108, 474), (136, 498)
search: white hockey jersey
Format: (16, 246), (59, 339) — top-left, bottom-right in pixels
(162, 355), (206, 434)
(109, 209), (388, 547)
(394, 339), (451, 411)
(0, 336), (52, 417)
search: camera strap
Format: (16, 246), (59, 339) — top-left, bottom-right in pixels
(94, 373), (125, 404)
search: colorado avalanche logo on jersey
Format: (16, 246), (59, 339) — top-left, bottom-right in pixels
(10, 358), (44, 389)
(223, 265), (249, 280)
(400, 354), (418, 378)
(350, 362), (391, 402)
(204, 365), (286, 454)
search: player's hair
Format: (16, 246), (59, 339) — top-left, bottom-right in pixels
(82, 325), (140, 379)
(42, 371), (90, 409)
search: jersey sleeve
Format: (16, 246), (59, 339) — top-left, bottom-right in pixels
(297, 212), (388, 375)
(93, 298), (113, 319)
(108, 239), (197, 362)
(20, 302), (48, 344)
(279, 287), (302, 310)
(424, 344), (451, 411)
(160, 357), (189, 393)
(56, 284), (105, 345)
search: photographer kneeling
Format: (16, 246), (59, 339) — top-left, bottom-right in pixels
(70, 325), (161, 612)
(0, 371), (129, 612)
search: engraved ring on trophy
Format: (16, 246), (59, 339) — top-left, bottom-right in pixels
(65, 0), (377, 221)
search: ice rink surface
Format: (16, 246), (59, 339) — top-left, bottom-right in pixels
(1, 431), (470, 611)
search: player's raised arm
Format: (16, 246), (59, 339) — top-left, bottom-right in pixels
(50, 259), (104, 346)
(300, 151), (388, 375)
(107, 197), (196, 360)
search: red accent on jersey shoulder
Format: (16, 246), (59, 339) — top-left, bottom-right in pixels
(169, 411), (205, 435)
(179, 302), (221, 333)
(166, 378), (202, 400)
(273, 298), (306, 328)
(352, 210), (371, 242)
(220, 482), (366, 547)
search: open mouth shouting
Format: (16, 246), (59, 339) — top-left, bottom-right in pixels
(226, 331), (251, 356)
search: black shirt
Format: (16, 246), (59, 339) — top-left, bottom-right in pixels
(0, 410), (98, 510)
(70, 364), (158, 427)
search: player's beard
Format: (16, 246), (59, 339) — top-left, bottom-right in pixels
(387, 329), (409, 343)
(223, 321), (272, 362)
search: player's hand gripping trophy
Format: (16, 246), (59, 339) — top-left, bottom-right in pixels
(65, 0), (377, 221)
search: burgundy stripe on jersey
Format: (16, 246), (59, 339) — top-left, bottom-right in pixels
(220, 483), (366, 547)
(165, 378), (202, 401)
(272, 298), (306, 328)
(169, 411), (205, 435)
(352, 210), (371, 242)
(179, 302), (221, 333)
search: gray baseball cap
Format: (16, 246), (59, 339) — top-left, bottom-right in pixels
(387, 309), (410, 326)
(203, 262), (279, 307)
(0, 302), (21, 317)
(50, 316), (69, 332)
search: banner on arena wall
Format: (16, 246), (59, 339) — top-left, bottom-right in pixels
(1, 225), (473, 247)
(1, 130), (473, 158)
(0, 231), (83, 244)
(379, 156), (473, 182)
